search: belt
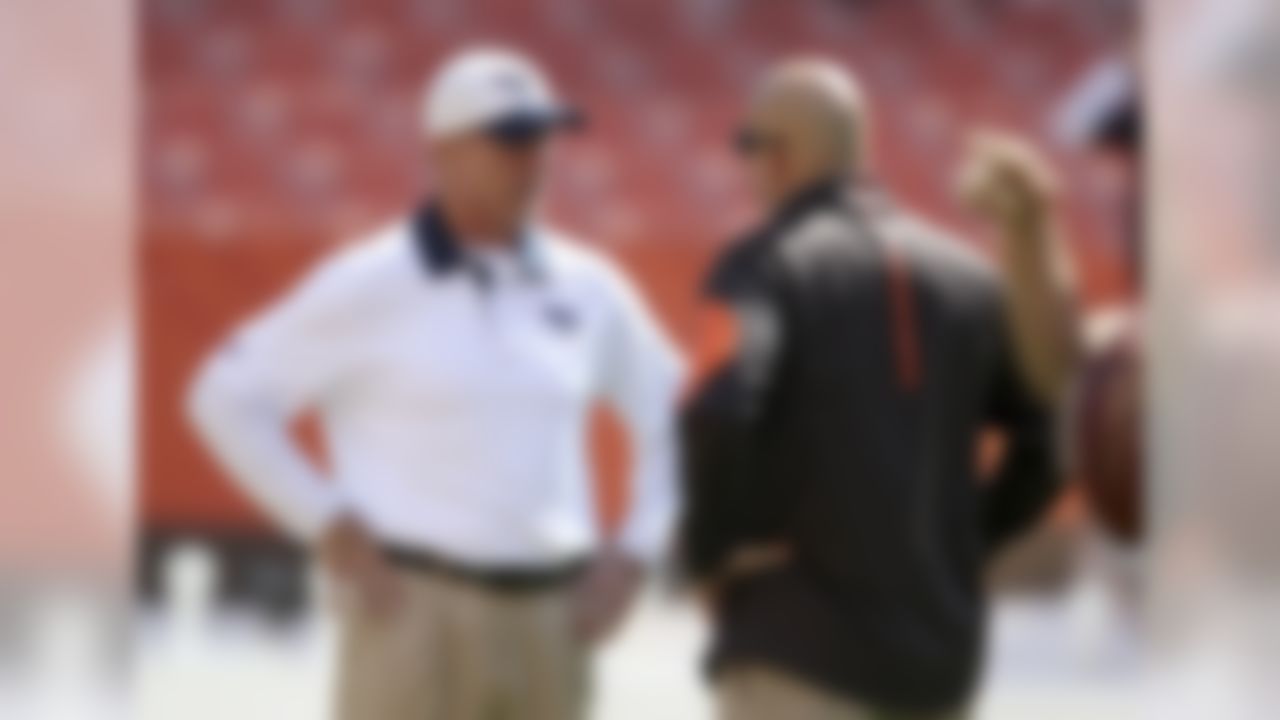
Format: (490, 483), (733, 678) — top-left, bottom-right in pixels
(382, 544), (589, 594)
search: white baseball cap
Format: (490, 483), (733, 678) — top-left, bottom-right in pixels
(423, 47), (583, 141)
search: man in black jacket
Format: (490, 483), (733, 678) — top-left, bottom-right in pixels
(680, 59), (1063, 719)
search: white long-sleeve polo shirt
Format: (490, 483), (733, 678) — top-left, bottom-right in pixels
(186, 208), (685, 568)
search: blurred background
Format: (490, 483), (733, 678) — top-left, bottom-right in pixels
(141, 0), (1135, 584)
(137, 1), (1139, 718)
(10, 0), (1280, 717)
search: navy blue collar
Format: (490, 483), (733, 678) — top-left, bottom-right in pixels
(411, 203), (546, 283)
(411, 203), (466, 275)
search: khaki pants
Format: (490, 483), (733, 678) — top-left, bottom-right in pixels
(719, 665), (967, 720)
(334, 568), (587, 720)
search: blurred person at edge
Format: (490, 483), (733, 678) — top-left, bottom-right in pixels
(958, 54), (1143, 545)
(186, 48), (684, 720)
(678, 60), (1063, 720)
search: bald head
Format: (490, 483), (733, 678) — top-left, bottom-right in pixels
(739, 59), (869, 207)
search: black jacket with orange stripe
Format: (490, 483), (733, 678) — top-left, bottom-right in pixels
(678, 179), (1061, 711)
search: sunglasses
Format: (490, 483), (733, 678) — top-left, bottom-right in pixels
(734, 127), (781, 156)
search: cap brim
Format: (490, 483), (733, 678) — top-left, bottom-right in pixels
(485, 107), (585, 143)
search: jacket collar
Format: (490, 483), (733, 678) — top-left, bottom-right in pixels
(764, 174), (894, 234)
(772, 176), (850, 226)
(411, 202), (548, 283)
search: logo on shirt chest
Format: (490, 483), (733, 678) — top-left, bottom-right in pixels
(542, 301), (580, 335)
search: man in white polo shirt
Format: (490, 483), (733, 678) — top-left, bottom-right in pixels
(186, 47), (684, 720)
